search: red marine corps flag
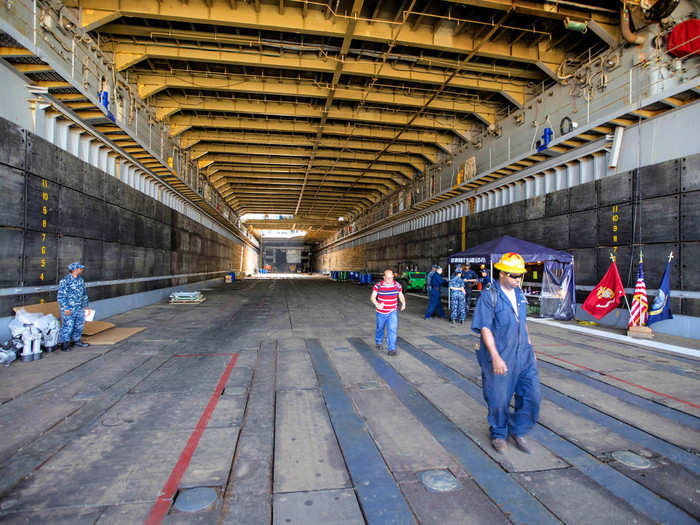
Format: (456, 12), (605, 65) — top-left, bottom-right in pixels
(582, 257), (626, 320)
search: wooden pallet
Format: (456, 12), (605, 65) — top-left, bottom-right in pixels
(169, 297), (207, 304)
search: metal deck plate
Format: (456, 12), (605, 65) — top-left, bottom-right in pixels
(418, 469), (461, 493)
(174, 487), (218, 513)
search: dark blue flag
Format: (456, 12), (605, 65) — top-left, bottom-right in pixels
(648, 261), (673, 326)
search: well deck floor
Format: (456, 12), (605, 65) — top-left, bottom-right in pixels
(1, 277), (698, 524)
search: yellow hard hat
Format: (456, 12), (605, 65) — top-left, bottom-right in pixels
(494, 252), (526, 274)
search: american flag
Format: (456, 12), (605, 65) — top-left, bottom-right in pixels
(628, 262), (648, 327)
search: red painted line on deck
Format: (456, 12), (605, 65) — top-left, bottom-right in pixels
(535, 350), (700, 409)
(173, 353), (237, 357)
(144, 352), (239, 525)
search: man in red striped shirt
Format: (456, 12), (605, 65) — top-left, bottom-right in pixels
(371, 269), (406, 356)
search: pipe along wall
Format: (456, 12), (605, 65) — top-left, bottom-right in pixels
(0, 116), (258, 316)
(317, 154), (700, 320)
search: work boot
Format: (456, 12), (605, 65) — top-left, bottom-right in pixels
(491, 438), (507, 453)
(388, 349), (397, 356)
(73, 340), (89, 348)
(511, 435), (531, 454)
(61, 341), (72, 352)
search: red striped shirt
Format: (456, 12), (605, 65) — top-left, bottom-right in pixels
(373, 280), (402, 314)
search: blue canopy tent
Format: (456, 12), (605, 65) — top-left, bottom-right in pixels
(447, 235), (576, 320)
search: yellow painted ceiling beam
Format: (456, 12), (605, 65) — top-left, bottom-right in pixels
(222, 186), (375, 200)
(206, 166), (404, 184)
(100, 23), (544, 80)
(135, 71), (509, 120)
(154, 96), (473, 137)
(73, 0), (565, 76)
(109, 42), (527, 111)
(181, 131), (439, 164)
(210, 168), (402, 185)
(217, 175), (394, 193)
(448, 0), (617, 20)
(190, 144), (425, 172)
(219, 178), (390, 194)
(199, 155), (415, 179)
(171, 115), (456, 151)
(221, 192), (372, 206)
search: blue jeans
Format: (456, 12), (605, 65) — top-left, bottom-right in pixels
(375, 310), (398, 352)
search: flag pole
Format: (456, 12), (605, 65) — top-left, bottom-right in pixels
(611, 252), (633, 316)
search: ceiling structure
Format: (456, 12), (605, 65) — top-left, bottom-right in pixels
(59, 0), (620, 240)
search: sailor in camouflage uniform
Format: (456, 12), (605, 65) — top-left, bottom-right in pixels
(57, 262), (90, 351)
(449, 267), (467, 324)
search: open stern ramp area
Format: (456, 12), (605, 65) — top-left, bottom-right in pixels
(0, 278), (698, 524)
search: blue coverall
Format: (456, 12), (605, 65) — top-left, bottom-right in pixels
(471, 282), (540, 439)
(57, 274), (89, 344)
(425, 272), (447, 318)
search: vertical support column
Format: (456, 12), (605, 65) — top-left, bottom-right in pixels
(530, 174), (543, 197)
(79, 135), (92, 163)
(579, 155), (593, 183)
(554, 166), (567, 190)
(566, 161), (580, 188)
(593, 151), (607, 180)
(69, 126), (82, 157)
(56, 120), (70, 150)
(543, 169), (555, 193)
(97, 146), (109, 173)
(45, 113), (59, 144)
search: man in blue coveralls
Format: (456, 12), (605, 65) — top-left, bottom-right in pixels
(471, 252), (540, 453)
(425, 266), (447, 319)
(57, 262), (90, 351)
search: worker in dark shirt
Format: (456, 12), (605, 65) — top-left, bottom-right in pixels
(425, 266), (447, 319)
(462, 265), (478, 314)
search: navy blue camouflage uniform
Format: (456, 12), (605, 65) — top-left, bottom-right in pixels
(449, 273), (466, 322)
(57, 272), (89, 344)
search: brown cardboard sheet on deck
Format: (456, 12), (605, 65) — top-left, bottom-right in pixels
(13, 302), (115, 335)
(83, 327), (146, 345)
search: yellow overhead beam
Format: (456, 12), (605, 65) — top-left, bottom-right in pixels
(198, 155), (415, 179)
(100, 23), (544, 80)
(216, 173), (395, 191)
(207, 166), (404, 185)
(109, 42), (528, 110)
(135, 71), (510, 119)
(447, 1), (618, 24)
(181, 131), (440, 164)
(190, 143), (425, 172)
(218, 177), (390, 194)
(80, 8), (121, 31)
(72, 0), (565, 76)
(221, 186), (375, 200)
(210, 168), (402, 185)
(170, 115), (456, 151)
(154, 96), (473, 136)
